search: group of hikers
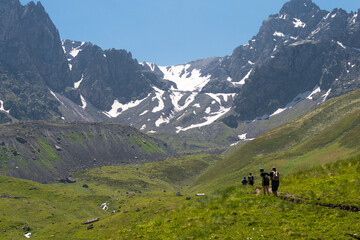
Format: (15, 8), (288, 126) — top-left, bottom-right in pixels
(241, 167), (280, 197)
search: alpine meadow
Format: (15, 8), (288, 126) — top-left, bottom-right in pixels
(0, 0), (359, 239)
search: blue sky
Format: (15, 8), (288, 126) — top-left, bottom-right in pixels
(20, 0), (359, 66)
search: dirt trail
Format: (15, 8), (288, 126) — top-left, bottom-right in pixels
(254, 187), (359, 213)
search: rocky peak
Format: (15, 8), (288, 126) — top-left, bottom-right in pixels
(19, 0), (72, 91)
(280, 0), (320, 18)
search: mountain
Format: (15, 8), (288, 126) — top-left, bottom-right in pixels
(0, 0), (360, 153)
(0, 121), (173, 183)
(0, 0), (73, 122)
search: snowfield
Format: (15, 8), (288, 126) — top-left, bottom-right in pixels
(159, 64), (211, 92)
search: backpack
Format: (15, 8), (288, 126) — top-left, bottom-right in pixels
(263, 174), (270, 185)
(272, 171), (279, 181)
(248, 175), (254, 182)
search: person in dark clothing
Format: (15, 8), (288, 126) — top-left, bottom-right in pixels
(241, 177), (248, 185)
(248, 173), (254, 185)
(270, 167), (280, 197)
(260, 168), (270, 196)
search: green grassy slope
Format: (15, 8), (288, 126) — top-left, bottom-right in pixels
(0, 175), (111, 239)
(189, 89), (360, 193)
(32, 155), (360, 239)
(0, 154), (219, 239)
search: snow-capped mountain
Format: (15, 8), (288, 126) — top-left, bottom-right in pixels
(1, 0), (360, 151)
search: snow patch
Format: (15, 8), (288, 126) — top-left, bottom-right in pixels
(306, 86), (321, 100)
(322, 88), (332, 102)
(270, 86), (321, 117)
(293, 18), (306, 28)
(234, 69), (253, 85)
(206, 93), (236, 104)
(331, 13), (337, 18)
(159, 64), (211, 91)
(193, 103), (201, 108)
(140, 110), (148, 116)
(140, 124), (146, 130)
(310, 27), (321, 37)
(273, 31), (285, 37)
(80, 95), (87, 109)
(230, 133), (255, 146)
(155, 113), (173, 127)
(0, 100), (9, 113)
(350, 13), (358, 24)
(146, 62), (156, 71)
(49, 90), (66, 107)
(248, 60), (255, 65)
(337, 41), (346, 49)
(170, 92), (197, 112)
(323, 12), (331, 20)
(69, 48), (81, 58)
(279, 14), (287, 20)
(176, 106), (232, 133)
(74, 74), (84, 89)
(152, 87), (165, 113)
(105, 94), (150, 118)
(103, 54), (107, 58)
(205, 107), (211, 114)
(68, 63), (72, 71)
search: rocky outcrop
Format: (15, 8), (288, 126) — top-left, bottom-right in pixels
(67, 43), (164, 111)
(233, 40), (360, 120)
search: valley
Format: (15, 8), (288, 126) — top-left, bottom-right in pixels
(0, 87), (359, 239)
(0, 0), (359, 239)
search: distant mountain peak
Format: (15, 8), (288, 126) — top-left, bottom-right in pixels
(280, 0), (320, 18)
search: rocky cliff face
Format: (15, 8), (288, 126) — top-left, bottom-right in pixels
(0, 0), (72, 121)
(69, 44), (160, 110)
(223, 0), (360, 121)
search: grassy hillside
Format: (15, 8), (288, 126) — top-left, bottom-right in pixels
(188, 89), (360, 193)
(27, 155), (360, 239)
(0, 154), (219, 239)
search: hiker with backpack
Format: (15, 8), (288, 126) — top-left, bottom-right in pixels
(260, 168), (270, 196)
(270, 167), (280, 197)
(241, 177), (248, 185)
(248, 173), (254, 186)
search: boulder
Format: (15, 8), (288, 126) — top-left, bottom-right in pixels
(82, 218), (99, 225)
(54, 145), (62, 151)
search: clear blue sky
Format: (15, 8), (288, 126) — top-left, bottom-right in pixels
(20, 0), (359, 66)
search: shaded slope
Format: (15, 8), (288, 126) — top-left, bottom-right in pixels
(189, 89), (360, 192)
(0, 121), (173, 183)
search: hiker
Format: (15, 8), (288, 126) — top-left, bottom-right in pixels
(270, 167), (280, 197)
(248, 173), (254, 185)
(241, 177), (248, 185)
(260, 168), (270, 196)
